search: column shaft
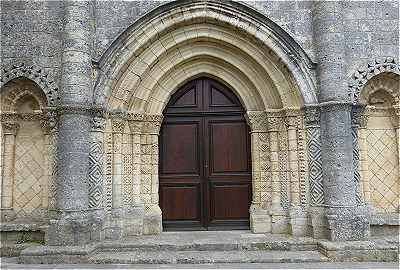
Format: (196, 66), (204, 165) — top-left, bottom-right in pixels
(0, 122), (19, 216)
(313, 1), (369, 240)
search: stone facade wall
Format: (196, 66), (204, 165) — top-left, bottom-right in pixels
(0, 0), (399, 244)
(1, 1), (63, 82)
(2, 1), (398, 79)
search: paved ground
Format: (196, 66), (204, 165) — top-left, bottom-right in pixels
(1, 257), (398, 269)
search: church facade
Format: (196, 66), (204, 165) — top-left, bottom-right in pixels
(0, 0), (399, 249)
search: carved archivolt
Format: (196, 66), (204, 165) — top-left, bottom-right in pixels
(349, 57), (400, 105)
(1, 63), (59, 106)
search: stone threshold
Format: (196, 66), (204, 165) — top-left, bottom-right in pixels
(16, 231), (400, 264)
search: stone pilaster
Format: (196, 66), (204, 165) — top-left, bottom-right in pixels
(351, 105), (366, 205)
(304, 106), (325, 238)
(88, 110), (106, 210)
(313, 1), (369, 241)
(40, 109), (58, 217)
(267, 112), (288, 234)
(356, 108), (371, 208)
(46, 0), (98, 246)
(390, 104), (399, 177)
(0, 121), (19, 221)
(286, 109), (307, 236)
(246, 111), (271, 233)
(141, 114), (163, 234)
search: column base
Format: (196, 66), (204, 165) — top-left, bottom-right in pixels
(104, 205), (144, 239)
(289, 206), (308, 236)
(46, 209), (105, 246)
(308, 206), (328, 239)
(270, 204), (289, 234)
(326, 205), (370, 241)
(249, 204), (271, 233)
(143, 204), (162, 235)
(0, 208), (16, 222)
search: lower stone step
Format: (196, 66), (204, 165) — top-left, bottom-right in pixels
(89, 250), (328, 264)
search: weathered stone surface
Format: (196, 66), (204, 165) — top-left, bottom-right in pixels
(0, 0), (399, 254)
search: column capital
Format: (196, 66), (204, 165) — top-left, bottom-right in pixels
(351, 104), (368, 128)
(142, 114), (163, 135)
(390, 106), (399, 129)
(304, 105), (320, 127)
(245, 111), (268, 132)
(111, 118), (126, 134)
(266, 111), (282, 132)
(2, 121), (20, 135)
(40, 110), (59, 134)
(92, 117), (106, 132)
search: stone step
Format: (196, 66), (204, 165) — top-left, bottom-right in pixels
(89, 250), (329, 264)
(97, 231), (318, 252)
(98, 240), (316, 252)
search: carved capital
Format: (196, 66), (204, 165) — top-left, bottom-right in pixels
(304, 106), (321, 127)
(245, 111), (267, 132)
(285, 115), (300, 129)
(128, 120), (143, 134)
(142, 114), (163, 134)
(111, 118), (125, 133)
(390, 106), (399, 129)
(40, 110), (58, 134)
(2, 121), (20, 135)
(351, 105), (367, 128)
(92, 117), (106, 132)
(266, 113), (282, 132)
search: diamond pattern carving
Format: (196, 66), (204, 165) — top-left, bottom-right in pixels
(13, 121), (45, 217)
(366, 128), (399, 213)
(307, 127), (324, 205)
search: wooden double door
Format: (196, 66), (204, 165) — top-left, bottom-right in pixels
(159, 78), (252, 230)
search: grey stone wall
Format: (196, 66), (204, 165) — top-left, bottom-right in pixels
(1, 0), (63, 82)
(1, 0), (398, 85)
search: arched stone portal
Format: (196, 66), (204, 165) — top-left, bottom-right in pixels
(93, 0), (318, 237)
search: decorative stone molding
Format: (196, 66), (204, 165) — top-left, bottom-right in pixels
(0, 62), (59, 106)
(349, 57), (400, 105)
(57, 105), (93, 116)
(319, 101), (353, 113)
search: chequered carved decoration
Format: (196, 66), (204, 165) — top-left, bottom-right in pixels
(307, 128), (324, 205)
(366, 128), (399, 213)
(297, 126), (308, 206)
